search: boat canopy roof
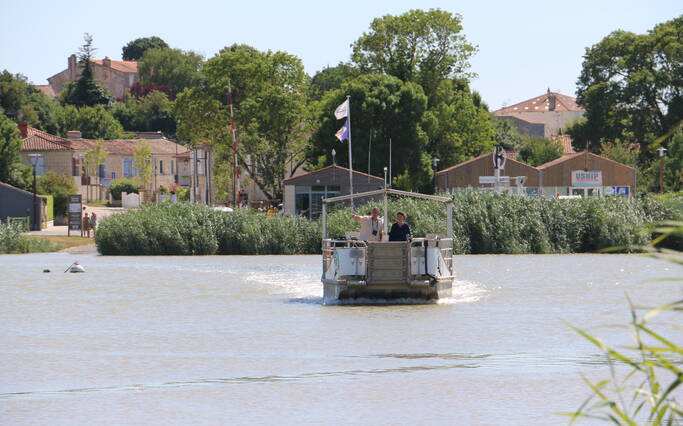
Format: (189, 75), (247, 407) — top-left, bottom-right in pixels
(323, 188), (452, 204)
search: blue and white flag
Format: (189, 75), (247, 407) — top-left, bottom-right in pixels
(335, 119), (349, 142)
(334, 99), (349, 119)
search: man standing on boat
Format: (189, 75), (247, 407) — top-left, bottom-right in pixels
(352, 207), (384, 242)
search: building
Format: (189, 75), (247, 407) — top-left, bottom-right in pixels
(282, 165), (385, 218)
(18, 125), (190, 200)
(494, 90), (585, 139)
(436, 151), (636, 197)
(0, 182), (46, 230)
(47, 55), (138, 100)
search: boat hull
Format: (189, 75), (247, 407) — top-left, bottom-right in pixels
(323, 277), (453, 301)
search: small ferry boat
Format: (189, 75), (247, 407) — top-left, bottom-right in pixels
(320, 188), (455, 301)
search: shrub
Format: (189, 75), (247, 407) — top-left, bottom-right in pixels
(94, 193), (681, 255)
(36, 171), (77, 216)
(109, 178), (141, 200)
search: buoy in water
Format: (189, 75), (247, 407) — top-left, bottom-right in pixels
(67, 262), (85, 273)
(43, 269), (51, 273)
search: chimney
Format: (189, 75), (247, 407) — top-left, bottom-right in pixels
(68, 54), (78, 80)
(103, 56), (111, 68)
(67, 130), (82, 139)
(17, 123), (28, 138)
(548, 93), (556, 111)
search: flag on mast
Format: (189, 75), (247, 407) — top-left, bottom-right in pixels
(335, 119), (349, 142)
(334, 99), (349, 119)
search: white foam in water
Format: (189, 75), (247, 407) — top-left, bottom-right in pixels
(245, 270), (321, 300)
(437, 280), (490, 304)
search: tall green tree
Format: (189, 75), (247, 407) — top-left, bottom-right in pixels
(351, 8), (476, 103)
(133, 140), (153, 190)
(112, 91), (176, 135)
(663, 131), (683, 191)
(0, 113), (23, 186)
(568, 15), (683, 155)
(308, 74), (432, 192)
(58, 105), (123, 139)
(0, 71), (61, 134)
(518, 136), (563, 166)
(492, 117), (524, 151)
(138, 48), (204, 97)
(122, 36), (169, 60)
(309, 63), (362, 101)
(175, 44), (309, 200)
(60, 33), (112, 107)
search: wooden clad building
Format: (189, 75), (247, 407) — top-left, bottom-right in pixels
(435, 153), (540, 190)
(436, 151), (636, 197)
(283, 165), (384, 218)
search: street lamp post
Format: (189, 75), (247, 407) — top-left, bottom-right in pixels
(432, 157), (440, 193)
(27, 154), (40, 231)
(657, 146), (667, 193)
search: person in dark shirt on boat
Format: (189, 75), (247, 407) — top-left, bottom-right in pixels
(388, 211), (411, 242)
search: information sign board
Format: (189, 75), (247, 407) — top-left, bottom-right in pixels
(67, 194), (82, 236)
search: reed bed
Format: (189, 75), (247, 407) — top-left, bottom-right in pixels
(95, 193), (680, 255)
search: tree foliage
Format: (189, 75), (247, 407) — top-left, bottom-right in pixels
(492, 117), (524, 151)
(309, 63), (362, 101)
(36, 171), (77, 216)
(133, 140), (153, 189)
(518, 136), (563, 167)
(0, 113), (23, 186)
(309, 74), (432, 192)
(60, 34), (113, 107)
(176, 44), (310, 200)
(568, 15), (683, 155)
(112, 91), (176, 135)
(122, 36), (169, 61)
(599, 139), (639, 167)
(0, 71), (61, 134)
(58, 104), (123, 139)
(138, 48), (204, 97)
(351, 8), (476, 103)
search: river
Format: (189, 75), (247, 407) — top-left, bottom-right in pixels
(0, 253), (681, 425)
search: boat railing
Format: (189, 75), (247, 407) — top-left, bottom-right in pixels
(322, 238), (368, 275)
(409, 237), (454, 276)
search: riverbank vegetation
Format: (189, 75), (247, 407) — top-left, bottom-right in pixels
(95, 193), (681, 255)
(0, 222), (64, 254)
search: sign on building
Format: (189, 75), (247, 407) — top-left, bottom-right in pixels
(605, 186), (630, 196)
(67, 194), (82, 236)
(571, 170), (602, 187)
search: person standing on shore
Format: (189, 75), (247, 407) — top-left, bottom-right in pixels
(83, 212), (91, 238)
(89, 212), (97, 237)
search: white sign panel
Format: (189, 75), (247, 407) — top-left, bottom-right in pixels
(479, 176), (509, 184)
(571, 170), (602, 187)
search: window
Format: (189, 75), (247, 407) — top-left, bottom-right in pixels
(295, 193), (310, 217)
(159, 160), (164, 175)
(123, 158), (134, 178)
(111, 172), (116, 179)
(34, 155), (45, 176)
(98, 164), (106, 178)
(171, 160), (175, 175)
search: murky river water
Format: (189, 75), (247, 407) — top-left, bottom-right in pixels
(0, 253), (681, 425)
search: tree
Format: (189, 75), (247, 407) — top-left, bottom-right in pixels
(492, 117), (524, 151)
(663, 130), (683, 191)
(421, 79), (495, 167)
(308, 74), (432, 192)
(58, 104), (123, 139)
(0, 70), (61, 134)
(138, 48), (204, 97)
(176, 44), (310, 200)
(518, 136), (563, 166)
(60, 34), (112, 107)
(82, 139), (108, 201)
(36, 171), (77, 216)
(112, 91), (176, 135)
(568, 15), (683, 155)
(122, 36), (169, 61)
(351, 8), (476, 103)
(309, 63), (362, 101)
(133, 140), (153, 190)
(599, 139), (639, 167)
(0, 113), (23, 185)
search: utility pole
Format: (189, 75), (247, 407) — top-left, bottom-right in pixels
(657, 146), (667, 193)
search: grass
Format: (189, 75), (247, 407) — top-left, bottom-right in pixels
(25, 235), (94, 250)
(85, 200), (109, 207)
(94, 193), (682, 256)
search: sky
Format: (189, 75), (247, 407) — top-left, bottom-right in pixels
(1, 0), (681, 110)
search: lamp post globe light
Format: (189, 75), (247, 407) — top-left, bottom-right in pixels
(27, 154), (41, 231)
(657, 146), (667, 193)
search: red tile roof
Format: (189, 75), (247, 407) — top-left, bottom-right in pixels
(282, 165), (383, 183)
(91, 59), (138, 73)
(555, 134), (576, 155)
(494, 91), (585, 114)
(21, 127), (71, 151)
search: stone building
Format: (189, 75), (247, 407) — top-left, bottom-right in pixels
(493, 90), (585, 139)
(47, 54), (138, 100)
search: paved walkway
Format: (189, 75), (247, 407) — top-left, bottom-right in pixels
(26, 206), (124, 237)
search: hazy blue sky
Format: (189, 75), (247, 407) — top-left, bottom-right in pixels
(2, 0), (680, 109)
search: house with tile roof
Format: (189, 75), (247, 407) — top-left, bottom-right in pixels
(18, 124), (190, 201)
(47, 54), (138, 100)
(493, 89), (585, 139)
